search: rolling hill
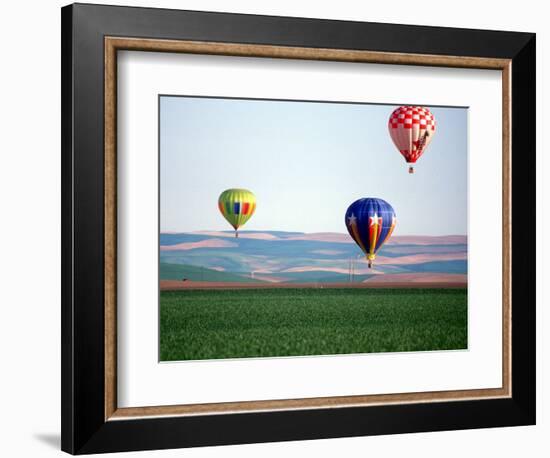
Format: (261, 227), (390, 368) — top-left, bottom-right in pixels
(160, 231), (467, 284)
(160, 263), (263, 283)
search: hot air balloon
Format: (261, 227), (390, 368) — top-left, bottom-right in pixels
(388, 106), (436, 173)
(344, 198), (396, 268)
(218, 188), (256, 237)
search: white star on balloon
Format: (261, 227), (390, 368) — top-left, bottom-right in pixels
(347, 213), (357, 226)
(369, 213), (379, 226)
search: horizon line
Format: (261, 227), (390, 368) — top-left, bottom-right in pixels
(160, 230), (468, 237)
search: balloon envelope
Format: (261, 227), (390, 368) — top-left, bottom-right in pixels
(218, 188), (256, 236)
(388, 106), (436, 172)
(344, 198), (396, 267)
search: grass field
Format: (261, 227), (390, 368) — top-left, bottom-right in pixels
(160, 288), (467, 361)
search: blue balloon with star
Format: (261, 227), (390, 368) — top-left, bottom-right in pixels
(344, 198), (397, 268)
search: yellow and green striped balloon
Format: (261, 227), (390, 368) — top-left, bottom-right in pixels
(218, 188), (256, 237)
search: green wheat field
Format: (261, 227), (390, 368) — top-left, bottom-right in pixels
(159, 288), (467, 361)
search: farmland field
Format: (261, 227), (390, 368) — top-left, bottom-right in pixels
(160, 288), (467, 361)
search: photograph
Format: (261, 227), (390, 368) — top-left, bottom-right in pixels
(53, 2), (537, 455)
(159, 96), (468, 361)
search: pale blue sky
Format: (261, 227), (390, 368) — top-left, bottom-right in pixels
(160, 96), (467, 235)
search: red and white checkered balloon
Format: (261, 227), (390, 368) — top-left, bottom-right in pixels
(388, 106), (436, 173)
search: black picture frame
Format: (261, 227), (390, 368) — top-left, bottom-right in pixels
(61, 3), (535, 454)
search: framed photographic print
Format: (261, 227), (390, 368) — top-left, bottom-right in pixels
(61, 3), (536, 454)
